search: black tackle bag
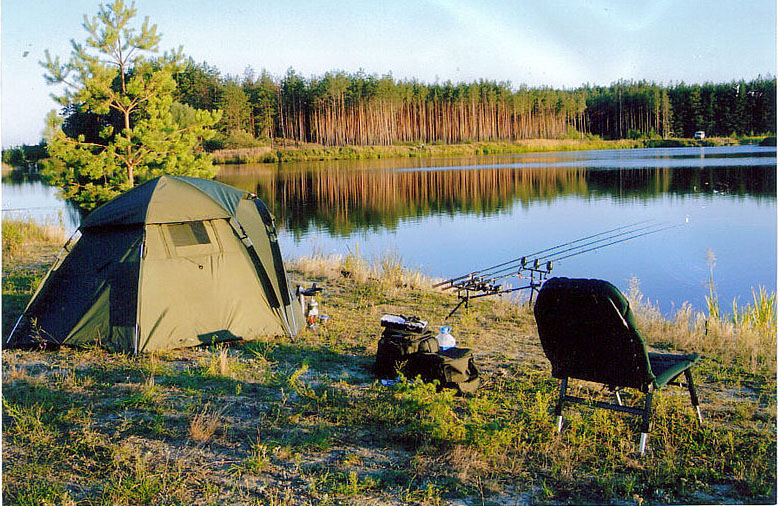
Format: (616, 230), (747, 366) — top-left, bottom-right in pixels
(407, 347), (481, 394)
(375, 315), (438, 379)
(375, 315), (480, 393)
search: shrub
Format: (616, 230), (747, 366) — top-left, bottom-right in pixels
(222, 129), (264, 149)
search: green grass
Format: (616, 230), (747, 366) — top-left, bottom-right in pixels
(2, 251), (775, 505)
(212, 138), (642, 165)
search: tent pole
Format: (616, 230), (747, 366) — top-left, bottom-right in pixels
(134, 235), (146, 355)
(6, 314), (24, 344)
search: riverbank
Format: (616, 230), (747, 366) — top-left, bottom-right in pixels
(2, 227), (775, 505)
(211, 136), (764, 165)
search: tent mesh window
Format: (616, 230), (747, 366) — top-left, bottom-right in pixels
(168, 222), (211, 247)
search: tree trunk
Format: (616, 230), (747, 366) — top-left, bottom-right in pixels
(124, 110), (134, 186)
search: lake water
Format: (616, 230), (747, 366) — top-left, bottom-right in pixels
(3, 145), (775, 314)
(1, 172), (82, 232)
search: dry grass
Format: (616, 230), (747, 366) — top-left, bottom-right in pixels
(212, 146), (273, 164)
(291, 248), (432, 293)
(211, 138), (648, 165)
(292, 250), (346, 280)
(2, 217), (65, 259)
(628, 277), (776, 375)
(201, 345), (232, 377)
(188, 403), (225, 443)
(3, 364), (31, 383)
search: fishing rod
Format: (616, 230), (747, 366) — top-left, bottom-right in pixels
(463, 222), (670, 284)
(433, 220), (654, 288)
(436, 221), (679, 318)
(546, 223), (679, 263)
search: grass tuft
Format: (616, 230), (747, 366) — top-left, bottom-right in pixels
(188, 403), (225, 443)
(292, 248), (430, 292)
(2, 217), (65, 259)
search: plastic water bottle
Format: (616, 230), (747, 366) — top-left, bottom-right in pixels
(436, 326), (456, 350)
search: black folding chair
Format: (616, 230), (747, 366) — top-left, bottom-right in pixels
(533, 277), (702, 454)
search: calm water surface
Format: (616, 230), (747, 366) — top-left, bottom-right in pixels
(1, 173), (81, 232)
(3, 146), (775, 314)
(216, 146), (776, 313)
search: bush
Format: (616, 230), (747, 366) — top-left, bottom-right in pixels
(2, 144), (48, 168)
(222, 129), (264, 149)
(203, 135), (226, 152)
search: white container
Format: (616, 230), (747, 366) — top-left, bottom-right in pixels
(436, 326), (456, 350)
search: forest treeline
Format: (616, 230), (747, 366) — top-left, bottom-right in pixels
(174, 61), (776, 149)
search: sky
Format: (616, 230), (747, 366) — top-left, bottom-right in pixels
(1, 0), (775, 148)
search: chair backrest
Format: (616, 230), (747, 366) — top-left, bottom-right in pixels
(533, 277), (655, 390)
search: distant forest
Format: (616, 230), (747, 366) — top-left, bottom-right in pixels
(172, 62), (775, 149)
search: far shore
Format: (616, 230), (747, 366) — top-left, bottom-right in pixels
(2, 136), (772, 175)
(211, 135), (773, 165)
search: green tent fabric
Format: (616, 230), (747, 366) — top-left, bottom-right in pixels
(8, 176), (302, 353)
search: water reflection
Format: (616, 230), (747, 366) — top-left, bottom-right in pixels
(214, 146), (776, 312)
(216, 154), (775, 238)
(2, 147), (774, 312)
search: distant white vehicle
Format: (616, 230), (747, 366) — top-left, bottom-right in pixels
(694, 131), (706, 139)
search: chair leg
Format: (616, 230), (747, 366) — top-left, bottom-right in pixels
(639, 385), (654, 455)
(555, 378), (567, 433)
(639, 432), (649, 455)
(614, 389), (623, 406)
(684, 369), (703, 424)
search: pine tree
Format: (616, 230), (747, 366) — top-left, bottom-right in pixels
(41, 0), (221, 210)
(218, 79), (252, 134)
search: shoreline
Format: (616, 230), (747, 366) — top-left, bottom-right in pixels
(211, 136), (763, 165)
(2, 136), (771, 172)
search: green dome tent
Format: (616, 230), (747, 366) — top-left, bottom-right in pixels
(7, 176), (303, 353)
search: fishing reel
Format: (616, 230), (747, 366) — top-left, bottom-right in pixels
(518, 257), (553, 276)
(457, 275), (503, 294)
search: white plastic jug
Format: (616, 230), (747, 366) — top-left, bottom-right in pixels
(436, 326), (456, 350)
